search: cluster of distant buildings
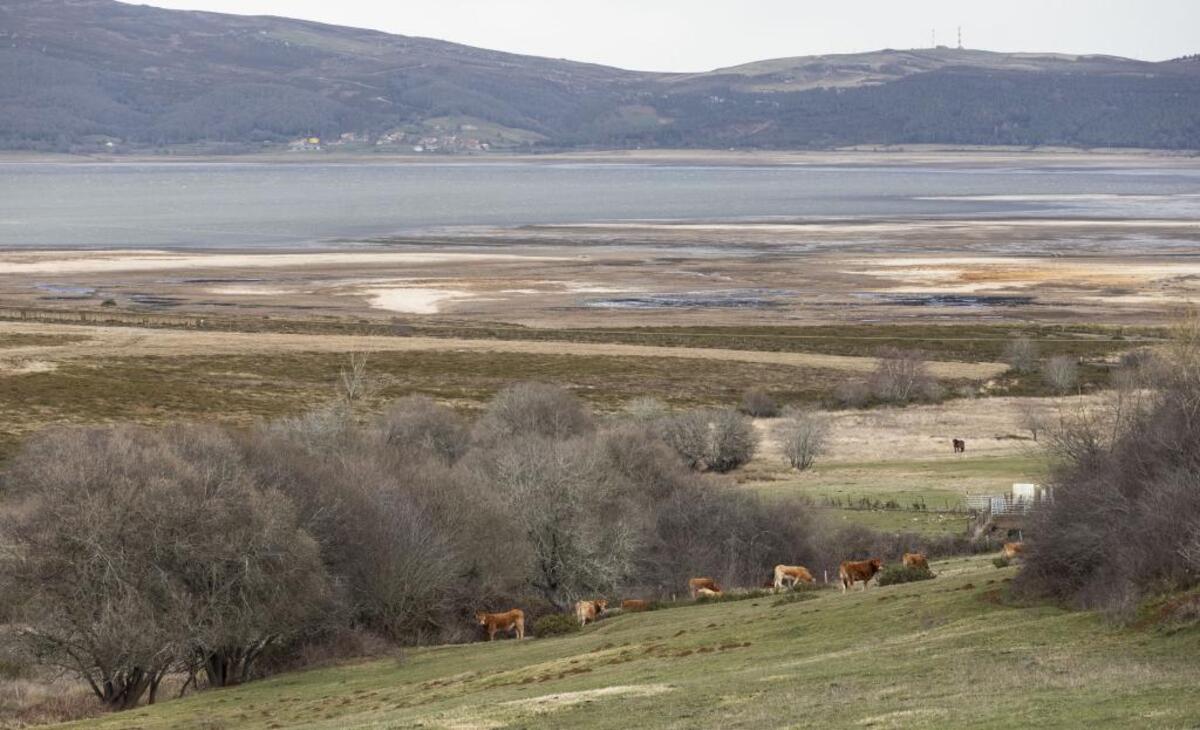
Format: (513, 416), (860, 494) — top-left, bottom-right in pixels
(289, 128), (491, 153)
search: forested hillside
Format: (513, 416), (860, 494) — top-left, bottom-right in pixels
(2, 0), (1198, 152)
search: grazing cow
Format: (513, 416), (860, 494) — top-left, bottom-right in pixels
(476, 609), (525, 641)
(621, 599), (649, 612)
(575, 599), (608, 627)
(696, 587), (722, 599)
(839, 558), (884, 593)
(688, 577), (720, 598)
(902, 553), (929, 570)
(952, 438), (966, 454)
(1002, 542), (1025, 560)
(773, 564), (815, 590)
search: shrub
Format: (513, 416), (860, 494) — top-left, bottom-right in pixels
(993, 557), (1012, 569)
(533, 614), (580, 638)
(1015, 311), (1200, 617)
(833, 379), (871, 408)
(473, 382), (594, 443)
(660, 408), (758, 473)
(624, 396), (668, 423)
(770, 590), (821, 607)
(869, 348), (937, 404)
(739, 388), (779, 418)
(705, 409), (759, 472)
(1042, 355), (1079, 395)
(777, 408), (830, 471)
(660, 410), (710, 470)
(1003, 337), (1040, 373)
(876, 564), (936, 586)
(377, 395), (469, 463)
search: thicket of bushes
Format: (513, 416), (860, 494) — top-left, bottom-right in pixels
(0, 382), (989, 711)
(1015, 318), (1200, 618)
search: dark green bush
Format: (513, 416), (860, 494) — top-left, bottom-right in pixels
(993, 556), (1012, 569)
(532, 613), (580, 638)
(770, 591), (820, 608)
(876, 564), (935, 586)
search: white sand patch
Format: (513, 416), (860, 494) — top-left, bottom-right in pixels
(561, 281), (641, 294)
(361, 287), (471, 314)
(0, 251), (564, 275)
(207, 286), (297, 296)
(500, 289), (543, 294)
(875, 282), (1037, 294)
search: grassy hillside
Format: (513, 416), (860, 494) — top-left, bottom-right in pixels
(63, 556), (1200, 729)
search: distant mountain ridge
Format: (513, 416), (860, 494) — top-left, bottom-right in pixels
(2, 0), (1199, 152)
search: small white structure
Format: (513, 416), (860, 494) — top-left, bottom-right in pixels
(1012, 483), (1052, 506)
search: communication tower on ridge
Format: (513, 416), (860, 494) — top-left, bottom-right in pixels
(958, 26), (963, 50)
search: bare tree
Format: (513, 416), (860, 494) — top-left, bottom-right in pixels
(338, 352), (371, 404)
(1016, 400), (1047, 442)
(1042, 355), (1079, 395)
(483, 437), (638, 609)
(0, 426), (329, 710)
(777, 408), (830, 471)
(869, 348), (936, 404)
(1003, 337), (1040, 373)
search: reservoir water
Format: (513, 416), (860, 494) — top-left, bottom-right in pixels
(0, 161), (1197, 249)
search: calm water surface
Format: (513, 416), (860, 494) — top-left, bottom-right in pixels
(0, 162), (1197, 249)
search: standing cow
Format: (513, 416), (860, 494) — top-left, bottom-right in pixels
(575, 599), (608, 627)
(839, 558), (883, 592)
(952, 438), (966, 454)
(773, 564), (815, 590)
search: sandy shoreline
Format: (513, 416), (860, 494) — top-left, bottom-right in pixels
(0, 250), (566, 275)
(2, 146), (1198, 169)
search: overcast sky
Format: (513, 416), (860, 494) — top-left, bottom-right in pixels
(134, 0), (1200, 71)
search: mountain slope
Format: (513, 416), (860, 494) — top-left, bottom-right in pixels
(2, 0), (1199, 151)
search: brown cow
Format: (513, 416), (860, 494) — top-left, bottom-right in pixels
(902, 553), (929, 570)
(476, 609), (525, 641)
(575, 599), (608, 627)
(696, 587), (722, 599)
(952, 438), (966, 454)
(773, 564), (815, 590)
(688, 577), (720, 598)
(621, 599), (650, 612)
(1002, 542), (1025, 560)
(839, 558), (883, 593)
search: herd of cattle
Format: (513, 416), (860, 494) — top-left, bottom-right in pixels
(475, 543), (1024, 641)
